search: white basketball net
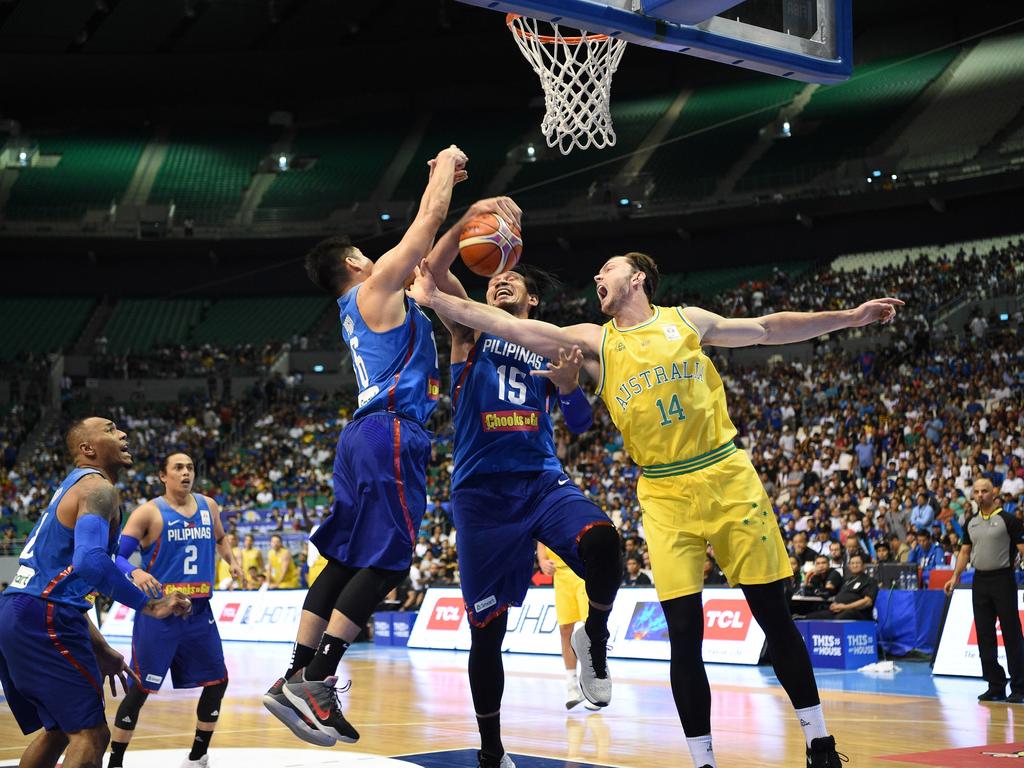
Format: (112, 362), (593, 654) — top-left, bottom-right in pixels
(507, 14), (627, 155)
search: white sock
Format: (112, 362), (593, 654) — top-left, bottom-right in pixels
(565, 670), (578, 686)
(795, 704), (828, 746)
(685, 735), (717, 768)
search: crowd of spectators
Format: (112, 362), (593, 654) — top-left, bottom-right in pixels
(87, 340), (288, 379)
(2, 244), (1022, 610)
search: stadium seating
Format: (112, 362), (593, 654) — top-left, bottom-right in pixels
(149, 130), (273, 225)
(101, 299), (206, 354)
(257, 124), (408, 222)
(509, 94), (675, 209)
(831, 232), (1024, 272)
(647, 79), (804, 200)
(737, 50), (957, 192)
(192, 297), (330, 346)
(889, 34), (1024, 171)
(5, 133), (147, 220)
(0, 298), (94, 360)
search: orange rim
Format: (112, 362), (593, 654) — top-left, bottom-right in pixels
(506, 12), (611, 44)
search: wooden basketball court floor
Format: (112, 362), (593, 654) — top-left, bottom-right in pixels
(2, 639), (1022, 768)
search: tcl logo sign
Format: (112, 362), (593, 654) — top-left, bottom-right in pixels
(427, 597), (465, 630)
(968, 611), (1024, 647)
(220, 603), (241, 622)
(703, 600), (752, 641)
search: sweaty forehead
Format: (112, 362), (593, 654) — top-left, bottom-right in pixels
(489, 271), (524, 286)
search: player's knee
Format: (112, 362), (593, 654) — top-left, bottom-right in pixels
(197, 679), (228, 723)
(662, 594), (704, 644)
(303, 558), (356, 620)
(114, 685), (149, 730)
(68, 721), (110, 753)
(577, 523), (621, 571)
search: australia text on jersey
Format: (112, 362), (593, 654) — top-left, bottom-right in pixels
(613, 359), (706, 410)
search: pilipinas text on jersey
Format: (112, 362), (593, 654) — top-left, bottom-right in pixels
(338, 285), (440, 424)
(139, 495), (217, 599)
(6, 467), (117, 610)
(450, 332), (563, 487)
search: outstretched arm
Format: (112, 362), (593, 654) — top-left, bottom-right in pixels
(359, 145), (468, 329)
(409, 261), (602, 365)
(682, 298), (904, 348)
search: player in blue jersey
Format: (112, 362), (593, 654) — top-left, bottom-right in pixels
(263, 144), (468, 746)
(422, 202), (624, 768)
(0, 417), (190, 768)
(106, 452), (242, 768)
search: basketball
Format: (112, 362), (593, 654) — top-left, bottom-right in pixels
(458, 213), (523, 276)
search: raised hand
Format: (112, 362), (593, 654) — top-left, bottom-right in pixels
(530, 346), (585, 393)
(407, 260), (439, 308)
(468, 196), (522, 228)
(848, 298), (904, 327)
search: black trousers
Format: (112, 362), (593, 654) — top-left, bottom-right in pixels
(972, 568), (1024, 693)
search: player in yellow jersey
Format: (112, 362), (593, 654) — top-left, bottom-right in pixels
(216, 532), (243, 589)
(267, 534), (300, 589)
(411, 252), (902, 768)
(240, 533), (264, 588)
(537, 542), (601, 711)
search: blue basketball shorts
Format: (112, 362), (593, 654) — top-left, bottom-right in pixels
(129, 599), (227, 693)
(311, 412), (432, 571)
(0, 593), (106, 734)
(453, 470), (612, 626)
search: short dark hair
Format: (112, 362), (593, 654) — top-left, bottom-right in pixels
(622, 251), (660, 302)
(64, 418), (90, 457)
(305, 237), (358, 296)
(161, 453), (193, 473)
(848, 553), (865, 563)
(510, 263), (560, 318)
(815, 555), (828, 563)
(916, 529), (932, 539)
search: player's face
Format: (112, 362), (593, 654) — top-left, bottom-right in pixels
(161, 453), (194, 494)
(486, 271), (535, 316)
(593, 257), (638, 315)
(84, 418), (132, 468)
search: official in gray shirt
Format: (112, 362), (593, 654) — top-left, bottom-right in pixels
(946, 479), (1024, 703)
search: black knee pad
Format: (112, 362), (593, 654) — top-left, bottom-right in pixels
(333, 566), (408, 626)
(577, 522), (622, 606)
(114, 685), (149, 731)
(197, 680), (228, 723)
(303, 557), (360, 620)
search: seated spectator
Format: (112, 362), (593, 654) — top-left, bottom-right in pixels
(874, 541), (893, 564)
(247, 566), (266, 590)
(809, 524), (833, 556)
(623, 555), (652, 586)
(799, 554), (879, 621)
(907, 529), (944, 577)
(801, 555), (843, 599)
(910, 492), (935, 530)
(702, 555), (726, 586)
(789, 531), (816, 567)
(828, 541), (846, 574)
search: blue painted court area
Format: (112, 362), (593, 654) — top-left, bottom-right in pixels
(400, 748), (613, 768)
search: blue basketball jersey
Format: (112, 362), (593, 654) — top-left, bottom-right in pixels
(6, 467), (119, 610)
(139, 495), (217, 600)
(338, 285), (440, 424)
(450, 332), (563, 488)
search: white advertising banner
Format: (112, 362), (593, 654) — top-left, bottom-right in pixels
(932, 588), (1024, 677)
(408, 587), (767, 665)
(100, 589), (305, 643)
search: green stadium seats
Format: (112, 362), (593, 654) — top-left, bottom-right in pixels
(5, 133), (147, 221)
(102, 299), (206, 354)
(0, 298), (94, 361)
(193, 297), (330, 346)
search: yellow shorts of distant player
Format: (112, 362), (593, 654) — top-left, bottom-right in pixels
(639, 447), (790, 601)
(553, 565), (590, 625)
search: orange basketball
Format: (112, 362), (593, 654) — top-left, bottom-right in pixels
(458, 213), (523, 277)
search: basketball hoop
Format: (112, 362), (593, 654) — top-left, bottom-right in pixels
(507, 13), (626, 155)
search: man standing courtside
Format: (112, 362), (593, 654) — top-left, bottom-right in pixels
(946, 478), (1024, 703)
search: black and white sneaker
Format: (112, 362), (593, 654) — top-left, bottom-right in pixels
(806, 735), (849, 768)
(262, 676), (337, 747)
(477, 751), (515, 768)
(282, 672), (359, 743)
(571, 624), (611, 707)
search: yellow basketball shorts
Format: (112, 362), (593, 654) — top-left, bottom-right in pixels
(553, 566), (590, 625)
(638, 449), (790, 601)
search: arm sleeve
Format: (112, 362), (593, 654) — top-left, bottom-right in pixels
(961, 518), (973, 547)
(558, 386), (593, 434)
(72, 515), (148, 611)
(1004, 512), (1024, 545)
(114, 534), (141, 576)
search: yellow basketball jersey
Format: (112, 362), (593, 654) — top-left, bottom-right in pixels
(596, 306), (738, 473)
(240, 546), (264, 575)
(216, 547), (241, 584)
(545, 548), (570, 570)
(269, 547), (299, 588)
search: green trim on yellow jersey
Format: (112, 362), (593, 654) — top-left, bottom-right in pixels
(675, 307), (701, 339)
(641, 440), (737, 478)
(596, 326), (609, 396)
(612, 305), (660, 333)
